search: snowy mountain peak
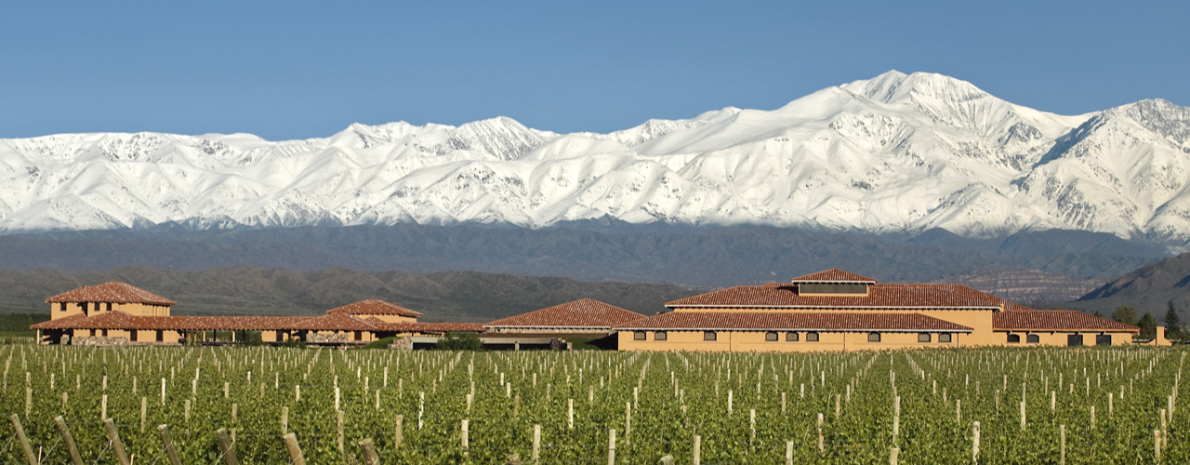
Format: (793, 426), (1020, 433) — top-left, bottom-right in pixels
(0, 72), (1186, 246)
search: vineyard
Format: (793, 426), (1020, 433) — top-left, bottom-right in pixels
(0, 345), (1187, 464)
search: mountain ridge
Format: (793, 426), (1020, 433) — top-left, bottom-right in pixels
(2, 71), (1188, 245)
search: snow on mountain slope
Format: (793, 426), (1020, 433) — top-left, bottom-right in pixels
(0, 71), (1187, 244)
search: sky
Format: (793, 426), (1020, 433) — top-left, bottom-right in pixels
(0, 0), (1186, 141)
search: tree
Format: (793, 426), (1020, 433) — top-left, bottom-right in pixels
(436, 332), (484, 351)
(1113, 306), (1138, 326)
(1164, 303), (1182, 341)
(1138, 311), (1158, 341)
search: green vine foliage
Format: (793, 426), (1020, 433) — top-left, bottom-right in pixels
(0, 345), (1186, 463)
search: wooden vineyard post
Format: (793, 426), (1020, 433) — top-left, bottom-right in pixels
(337, 409), (345, 455)
(626, 402), (632, 439)
(140, 397), (147, 432)
(158, 424), (183, 465)
(104, 418), (131, 465)
(280, 406), (289, 434)
(568, 399), (574, 429)
(533, 424), (541, 464)
(283, 432), (307, 465)
(972, 421), (980, 464)
(101, 394), (108, 420)
(1059, 424), (1066, 465)
(607, 429), (616, 465)
(359, 438), (380, 465)
(1155, 429), (1162, 461)
(54, 416), (84, 465)
(9, 414), (37, 465)
(395, 415), (404, 448)
(749, 409), (756, 444)
(785, 440), (794, 465)
(890, 446), (899, 465)
(25, 388), (31, 420)
(817, 413), (825, 453)
(692, 434), (701, 465)
(216, 428), (240, 465)
(782, 392), (787, 415)
(1020, 401), (1027, 431)
(462, 419), (470, 453)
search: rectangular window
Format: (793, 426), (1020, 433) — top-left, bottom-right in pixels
(786, 332), (799, 342)
(918, 333), (931, 343)
(703, 331), (717, 341)
(1007, 334), (1021, 344)
(938, 333), (952, 343)
(1067, 334), (1083, 346)
(806, 332), (820, 342)
(59, 303), (66, 312)
(634, 331), (647, 341)
(354, 331), (362, 341)
(765, 331), (779, 341)
(1027, 334), (1040, 344)
(868, 332), (881, 342)
(654, 331), (667, 341)
(101, 329), (108, 337)
(156, 330), (164, 342)
(276, 330), (284, 342)
(1096, 334), (1112, 346)
(129, 331), (137, 342)
(106, 303), (112, 311)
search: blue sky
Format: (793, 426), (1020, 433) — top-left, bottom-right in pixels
(1, 1), (1186, 140)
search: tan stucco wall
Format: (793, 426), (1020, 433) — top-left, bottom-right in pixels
(618, 330), (966, 352)
(49, 301), (170, 320)
(67, 328), (181, 344)
(996, 331), (1134, 347)
(667, 306), (998, 346)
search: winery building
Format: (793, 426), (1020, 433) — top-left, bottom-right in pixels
(614, 269), (1140, 352)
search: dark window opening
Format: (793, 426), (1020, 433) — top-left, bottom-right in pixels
(106, 303), (112, 311)
(765, 331), (779, 341)
(1007, 334), (1021, 344)
(1067, 334), (1083, 346)
(704, 331), (717, 342)
(634, 331), (647, 341)
(868, 332), (881, 342)
(59, 303), (66, 312)
(1026, 334), (1040, 344)
(275, 330), (284, 342)
(129, 331), (137, 342)
(654, 331), (667, 341)
(806, 332), (820, 342)
(786, 332), (799, 342)
(799, 283), (868, 295)
(354, 331), (362, 341)
(89, 329), (96, 337)
(101, 329), (108, 337)
(939, 333), (952, 343)
(918, 333), (931, 343)
(156, 330), (164, 342)
(1096, 334), (1111, 346)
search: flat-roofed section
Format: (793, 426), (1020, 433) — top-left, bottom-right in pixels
(45, 282), (176, 306)
(616, 311), (973, 332)
(993, 310), (1139, 332)
(667, 283), (1007, 309)
(486, 299), (646, 331)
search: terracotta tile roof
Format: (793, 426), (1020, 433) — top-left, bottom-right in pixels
(666, 283), (1008, 309)
(326, 299), (423, 318)
(46, 282), (176, 306)
(993, 310), (1140, 332)
(486, 299), (647, 329)
(615, 311), (973, 332)
(790, 269), (877, 284)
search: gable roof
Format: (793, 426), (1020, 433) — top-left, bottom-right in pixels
(326, 299), (423, 318)
(486, 299), (646, 329)
(46, 282), (176, 306)
(790, 269), (877, 284)
(615, 311), (973, 332)
(666, 283), (1007, 310)
(993, 310), (1140, 332)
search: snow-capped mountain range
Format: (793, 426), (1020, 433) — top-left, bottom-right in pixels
(2, 71), (1189, 244)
